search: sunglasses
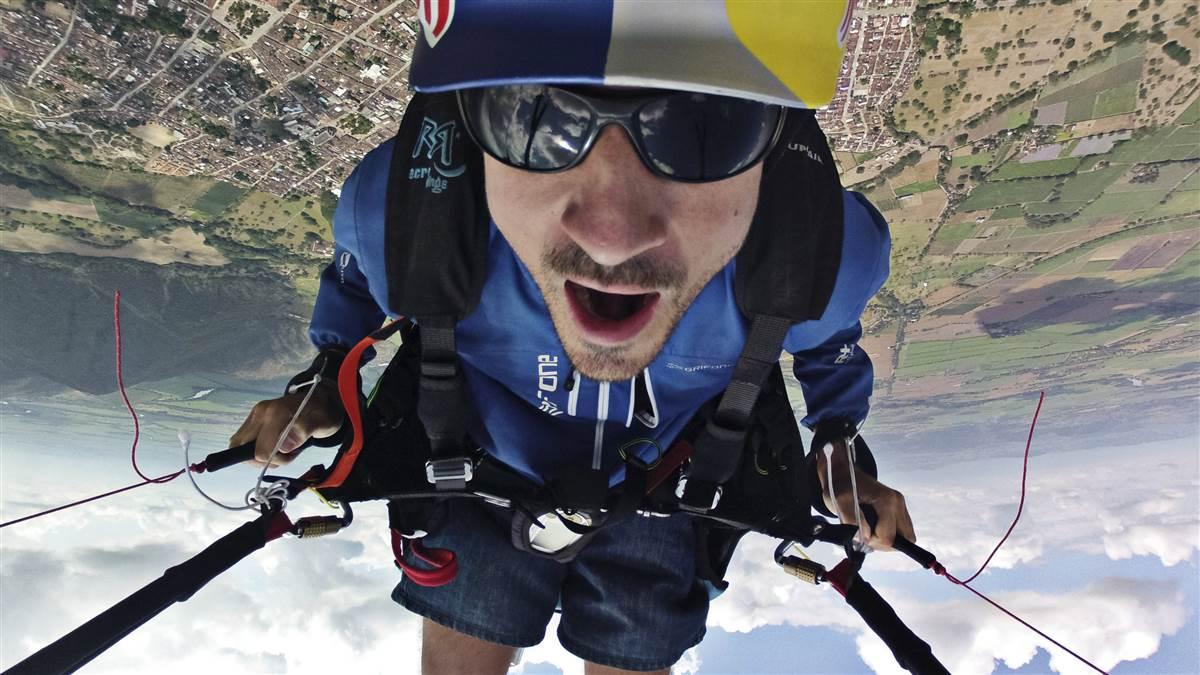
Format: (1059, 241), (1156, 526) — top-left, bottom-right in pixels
(457, 85), (786, 183)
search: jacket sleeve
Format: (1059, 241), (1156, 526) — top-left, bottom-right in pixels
(785, 191), (891, 430)
(791, 322), (874, 429)
(308, 149), (388, 353)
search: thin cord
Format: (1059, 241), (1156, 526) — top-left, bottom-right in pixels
(959, 391), (1044, 584)
(181, 431), (253, 511)
(923, 392), (1106, 674)
(179, 375), (321, 512)
(114, 291), (173, 484)
(942, 570), (1107, 675)
(0, 469), (184, 529)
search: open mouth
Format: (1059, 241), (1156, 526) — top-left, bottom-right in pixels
(564, 280), (660, 344)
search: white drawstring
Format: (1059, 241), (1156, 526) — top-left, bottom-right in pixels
(181, 373), (323, 512)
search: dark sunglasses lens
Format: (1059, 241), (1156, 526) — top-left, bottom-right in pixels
(637, 94), (779, 180)
(461, 85), (593, 170)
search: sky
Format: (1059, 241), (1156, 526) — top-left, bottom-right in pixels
(1, 405), (1196, 675)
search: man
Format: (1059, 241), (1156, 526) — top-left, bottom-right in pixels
(234, 2), (916, 673)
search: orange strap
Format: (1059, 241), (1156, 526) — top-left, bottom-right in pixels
(315, 319), (405, 490)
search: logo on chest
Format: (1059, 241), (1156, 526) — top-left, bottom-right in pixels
(535, 355), (563, 417)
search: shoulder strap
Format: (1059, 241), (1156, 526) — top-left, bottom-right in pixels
(383, 92), (491, 490)
(383, 91), (489, 318)
(679, 313), (791, 511)
(683, 112), (845, 512)
(734, 109), (843, 322)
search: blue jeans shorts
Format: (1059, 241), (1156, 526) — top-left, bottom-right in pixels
(392, 497), (710, 671)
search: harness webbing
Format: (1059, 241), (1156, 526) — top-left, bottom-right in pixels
(417, 317), (475, 491)
(680, 314), (792, 511)
(316, 319), (406, 490)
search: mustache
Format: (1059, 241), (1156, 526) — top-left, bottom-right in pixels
(542, 242), (686, 291)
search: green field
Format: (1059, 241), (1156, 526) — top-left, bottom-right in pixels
(1093, 81), (1138, 118)
(895, 180), (940, 197)
(898, 315), (1163, 380)
(1024, 200), (1087, 216)
(1079, 190), (1169, 219)
(959, 177), (1060, 211)
(952, 152), (994, 168)
(1176, 96), (1200, 124)
(194, 182), (248, 218)
(1059, 166), (1126, 202)
(1111, 162), (1197, 193)
(1107, 125), (1200, 165)
(990, 205), (1024, 219)
(1040, 48), (1144, 105)
(992, 157), (1081, 180)
(1026, 215), (1200, 274)
(1064, 96), (1096, 124)
(1008, 109), (1031, 129)
(1147, 190), (1200, 218)
(45, 161), (245, 221)
(934, 220), (976, 242)
(1176, 169), (1200, 193)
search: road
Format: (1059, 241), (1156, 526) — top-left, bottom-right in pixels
(25, 0), (78, 88)
(229, 0), (407, 120)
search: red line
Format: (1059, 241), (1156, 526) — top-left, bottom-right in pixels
(944, 571), (1108, 675)
(0, 469), (184, 529)
(114, 291), (175, 484)
(959, 391), (1044, 584)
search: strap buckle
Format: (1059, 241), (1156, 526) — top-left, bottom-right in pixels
(425, 458), (474, 490)
(675, 476), (722, 512)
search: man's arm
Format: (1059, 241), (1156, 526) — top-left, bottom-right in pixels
(230, 143), (393, 465)
(785, 191), (914, 549)
(790, 321), (873, 431)
(309, 147), (389, 353)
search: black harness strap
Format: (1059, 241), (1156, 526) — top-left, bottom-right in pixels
(417, 316), (474, 491)
(680, 314), (792, 512)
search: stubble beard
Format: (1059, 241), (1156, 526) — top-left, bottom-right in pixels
(535, 240), (739, 382)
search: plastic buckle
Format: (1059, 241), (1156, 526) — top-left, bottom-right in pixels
(425, 458), (474, 489)
(675, 476), (722, 512)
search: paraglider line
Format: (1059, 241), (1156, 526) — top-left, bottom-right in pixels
(114, 291), (177, 484)
(0, 469), (183, 529)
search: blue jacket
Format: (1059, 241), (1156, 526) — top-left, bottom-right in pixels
(310, 140), (891, 484)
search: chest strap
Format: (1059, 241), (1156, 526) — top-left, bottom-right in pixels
(416, 316), (476, 491)
(679, 313), (791, 512)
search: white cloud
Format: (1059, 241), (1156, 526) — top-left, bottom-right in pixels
(854, 577), (1187, 675)
(892, 440), (1199, 573)
(704, 439), (1197, 674)
(1, 438), (1195, 673)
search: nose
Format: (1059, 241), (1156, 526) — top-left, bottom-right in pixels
(559, 125), (669, 267)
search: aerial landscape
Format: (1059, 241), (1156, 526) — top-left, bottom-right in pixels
(0, 0), (1197, 673)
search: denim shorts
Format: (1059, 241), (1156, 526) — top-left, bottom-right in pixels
(391, 497), (710, 671)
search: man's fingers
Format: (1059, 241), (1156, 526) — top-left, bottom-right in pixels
(898, 503), (917, 543)
(834, 492), (873, 539)
(254, 423), (307, 466)
(229, 402), (264, 448)
(870, 502), (898, 550)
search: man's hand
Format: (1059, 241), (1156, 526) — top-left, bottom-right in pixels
(230, 384), (344, 467)
(816, 438), (915, 550)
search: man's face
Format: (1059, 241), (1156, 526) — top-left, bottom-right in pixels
(485, 124), (762, 381)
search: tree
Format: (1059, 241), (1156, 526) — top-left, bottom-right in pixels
(1163, 40), (1192, 65)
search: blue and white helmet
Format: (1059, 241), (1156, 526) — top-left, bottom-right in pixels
(409, 0), (854, 109)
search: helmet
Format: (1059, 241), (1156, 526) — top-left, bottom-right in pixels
(409, 0), (854, 109)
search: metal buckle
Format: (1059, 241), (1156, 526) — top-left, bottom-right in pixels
(675, 476), (722, 511)
(425, 458), (474, 486)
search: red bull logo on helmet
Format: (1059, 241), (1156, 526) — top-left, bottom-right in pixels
(419, 0), (455, 48)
